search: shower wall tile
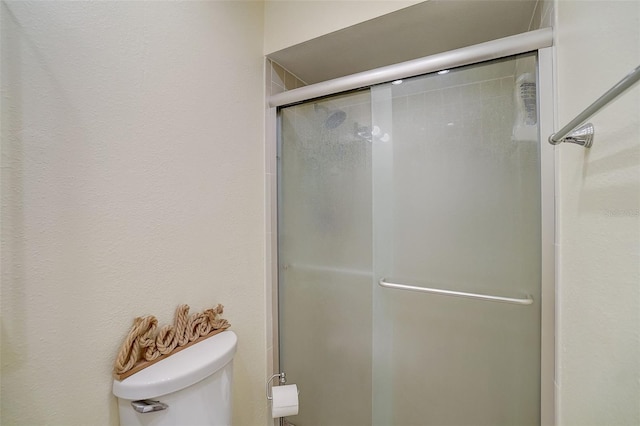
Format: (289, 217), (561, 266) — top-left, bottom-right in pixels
(268, 59), (306, 95)
(459, 81), (481, 100)
(265, 57), (271, 90)
(391, 59), (516, 97)
(481, 79), (502, 98)
(271, 82), (285, 95)
(386, 56), (537, 288)
(540, 1), (554, 28)
(406, 93), (426, 123)
(284, 70), (297, 90)
(441, 85), (462, 105)
(530, 0), (554, 30)
(500, 76), (515, 96)
(272, 61), (286, 87)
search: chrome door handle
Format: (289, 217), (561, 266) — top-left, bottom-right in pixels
(379, 278), (534, 305)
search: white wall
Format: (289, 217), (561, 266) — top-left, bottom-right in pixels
(554, 1), (640, 424)
(0, 1), (267, 425)
(263, 0), (422, 54)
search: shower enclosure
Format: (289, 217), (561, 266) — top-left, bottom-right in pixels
(277, 52), (547, 425)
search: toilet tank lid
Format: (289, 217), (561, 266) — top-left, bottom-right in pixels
(112, 330), (237, 400)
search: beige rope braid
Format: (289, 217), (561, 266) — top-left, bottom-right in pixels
(114, 303), (231, 376)
(175, 304), (191, 346)
(140, 317), (160, 361)
(114, 316), (158, 375)
(205, 304), (230, 331)
(189, 312), (211, 341)
(155, 324), (178, 355)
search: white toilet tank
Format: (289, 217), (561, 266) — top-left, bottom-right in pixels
(113, 330), (237, 426)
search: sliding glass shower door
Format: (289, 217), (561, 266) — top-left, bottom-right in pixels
(278, 91), (374, 425)
(278, 53), (541, 426)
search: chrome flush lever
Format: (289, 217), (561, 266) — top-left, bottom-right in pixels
(131, 399), (168, 413)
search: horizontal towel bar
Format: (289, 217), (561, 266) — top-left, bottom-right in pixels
(549, 64), (640, 147)
(378, 278), (534, 305)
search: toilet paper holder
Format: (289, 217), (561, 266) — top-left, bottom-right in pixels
(266, 372), (287, 400)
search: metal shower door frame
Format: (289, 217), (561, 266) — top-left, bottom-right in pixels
(266, 35), (557, 426)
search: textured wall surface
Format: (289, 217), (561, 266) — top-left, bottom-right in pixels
(555, 1), (640, 424)
(1, 1), (267, 425)
(263, 0), (422, 54)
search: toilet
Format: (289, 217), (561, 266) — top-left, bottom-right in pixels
(113, 330), (238, 426)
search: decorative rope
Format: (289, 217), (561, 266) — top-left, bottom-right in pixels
(113, 304), (230, 377)
(156, 324), (178, 355)
(114, 316), (158, 375)
(175, 304), (191, 347)
(139, 316), (160, 361)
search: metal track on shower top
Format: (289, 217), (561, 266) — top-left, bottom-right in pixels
(268, 28), (553, 108)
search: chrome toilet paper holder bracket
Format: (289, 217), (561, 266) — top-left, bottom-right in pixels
(266, 372), (287, 400)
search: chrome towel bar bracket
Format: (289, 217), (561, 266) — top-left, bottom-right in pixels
(379, 278), (534, 306)
(549, 64), (640, 148)
(549, 123), (594, 148)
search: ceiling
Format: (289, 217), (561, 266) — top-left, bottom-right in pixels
(268, 0), (541, 84)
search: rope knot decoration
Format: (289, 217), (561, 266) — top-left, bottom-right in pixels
(113, 304), (230, 380)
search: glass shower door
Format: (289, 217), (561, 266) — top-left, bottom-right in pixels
(278, 53), (542, 426)
(371, 53), (541, 425)
(278, 91), (374, 425)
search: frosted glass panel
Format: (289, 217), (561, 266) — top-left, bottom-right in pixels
(372, 53), (541, 425)
(278, 91), (373, 425)
(278, 53), (541, 426)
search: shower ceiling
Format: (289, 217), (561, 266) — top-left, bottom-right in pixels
(267, 0), (540, 84)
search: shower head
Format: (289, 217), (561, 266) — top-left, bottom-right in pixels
(314, 104), (347, 129)
(325, 109), (347, 129)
